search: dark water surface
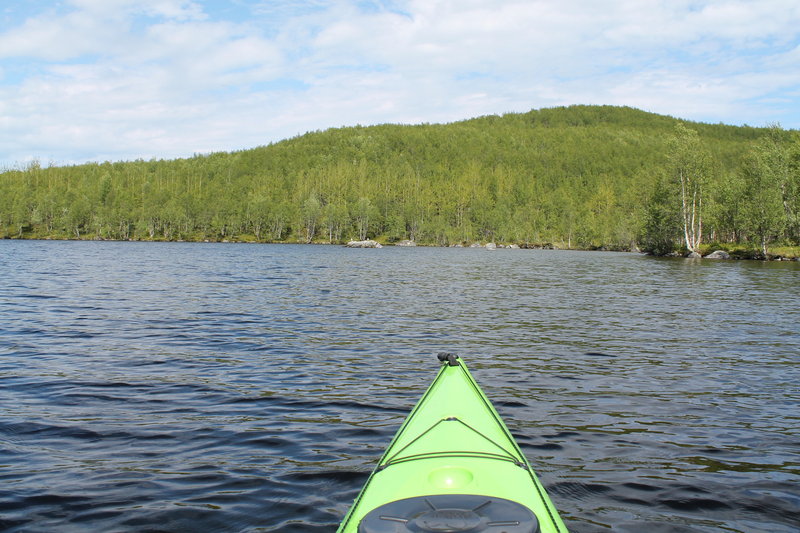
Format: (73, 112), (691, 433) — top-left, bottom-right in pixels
(1, 241), (798, 532)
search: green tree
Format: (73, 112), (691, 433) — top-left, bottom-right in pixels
(353, 197), (377, 240)
(268, 200), (293, 241)
(707, 171), (746, 243)
(782, 133), (800, 243)
(640, 175), (682, 255)
(246, 194), (270, 240)
(667, 123), (712, 252)
(322, 202), (349, 243)
(741, 129), (790, 256)
(64, 194), (91, 239)
(301, 194), (321, 243)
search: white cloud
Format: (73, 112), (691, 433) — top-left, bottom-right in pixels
(1, 0), (799, 166)
(0, 1), (208, 61)
(68, 0), (205, 20)
(0, 11), (119, 60)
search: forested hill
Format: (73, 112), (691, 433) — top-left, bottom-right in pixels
(2, 105), (797, 254)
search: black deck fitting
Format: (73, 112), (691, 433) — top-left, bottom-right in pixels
(437, 352), (460, 366)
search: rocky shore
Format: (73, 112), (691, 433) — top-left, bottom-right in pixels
(345, 239), (383, 248)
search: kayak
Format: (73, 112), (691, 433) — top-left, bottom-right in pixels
(338, 353), (568, 533)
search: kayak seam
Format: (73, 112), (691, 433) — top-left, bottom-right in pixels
(528, 467), (566, 532)
(381, 451), (524, 469)
(382, 417), (519, 468)
(456, 363), (567, 533)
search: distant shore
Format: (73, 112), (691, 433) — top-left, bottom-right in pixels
(3, 234), (798, 262)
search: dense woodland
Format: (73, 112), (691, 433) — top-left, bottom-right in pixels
(2, 105), (799, 256)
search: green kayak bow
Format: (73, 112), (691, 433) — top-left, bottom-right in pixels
(338, 353), (568, 533)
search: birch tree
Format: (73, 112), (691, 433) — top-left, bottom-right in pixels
(741, 129), (789, 256)
(301, 194), (321, 243)
(667, 123), (711, 253)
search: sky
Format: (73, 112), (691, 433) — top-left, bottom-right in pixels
(1, 0), (800, 167)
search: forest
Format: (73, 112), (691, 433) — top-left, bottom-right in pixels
(1, 105), (799, 257)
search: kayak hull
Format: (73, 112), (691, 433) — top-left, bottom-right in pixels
(337, 354), (568, 533)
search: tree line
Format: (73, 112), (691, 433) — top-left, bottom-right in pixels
(1, 105), (798, 256)
(642, 123), (799, 256)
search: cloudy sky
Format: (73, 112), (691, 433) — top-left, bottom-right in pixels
(2, 0), (799, 167)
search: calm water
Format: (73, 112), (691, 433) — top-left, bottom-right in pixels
(1, 241), (798, 533)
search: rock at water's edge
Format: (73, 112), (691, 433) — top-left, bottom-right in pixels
(704, 250), (731, 259)
(687, 251), (702, 258)
(346, 240), (382, 248)
(396, 240), (416, 247)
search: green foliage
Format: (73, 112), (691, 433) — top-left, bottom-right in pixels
(740, 128), (791, 255)
(0, 105), (796, 253)
(666, 123), (713, 252)
(640, 174), (682, 256)
(706, 170), (747, 243)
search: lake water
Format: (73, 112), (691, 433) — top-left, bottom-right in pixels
(1, 240), (798, 532)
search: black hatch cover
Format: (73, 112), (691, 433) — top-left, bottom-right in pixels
(358, 494), (540, 533)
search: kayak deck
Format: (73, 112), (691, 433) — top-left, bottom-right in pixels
(338, 353), (567, 533)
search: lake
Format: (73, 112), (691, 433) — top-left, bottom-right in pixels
(1, 241), (798, 532)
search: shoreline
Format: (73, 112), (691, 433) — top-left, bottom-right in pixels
(2, 235), (798, 262)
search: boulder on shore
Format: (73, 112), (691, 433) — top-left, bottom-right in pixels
(687, 251), (702, 258)
(346, 239), (382, 248)
(485, 242), (497, 250)
(396, 240), (416, 247)
(704, 250), (731, 260)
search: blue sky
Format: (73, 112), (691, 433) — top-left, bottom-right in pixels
(2, 0), (799, 167)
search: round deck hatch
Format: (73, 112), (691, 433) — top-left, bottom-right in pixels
(358, 494), (540, 533)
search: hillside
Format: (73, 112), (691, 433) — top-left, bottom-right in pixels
(1, 105), (796, 253)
